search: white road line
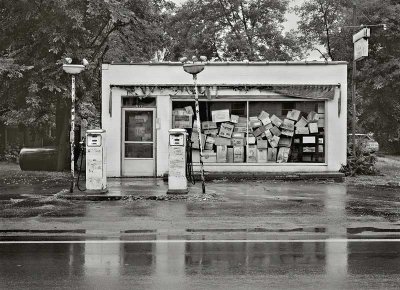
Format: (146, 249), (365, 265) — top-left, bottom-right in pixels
(0, 238), (400, 244)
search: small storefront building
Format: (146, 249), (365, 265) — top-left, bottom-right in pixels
(101, 61), (347, 177)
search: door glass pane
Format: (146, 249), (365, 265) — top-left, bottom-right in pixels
(125, 111), (153, 141)
(125, 143), (153, 158)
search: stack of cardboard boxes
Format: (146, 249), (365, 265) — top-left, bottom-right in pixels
(175, 105), (325, 164)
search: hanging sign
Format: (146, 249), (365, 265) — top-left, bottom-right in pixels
(354, 38), (368, 61)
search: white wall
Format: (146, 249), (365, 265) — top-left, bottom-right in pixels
(102, 62), (347, 176)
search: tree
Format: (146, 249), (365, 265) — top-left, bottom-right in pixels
(0, 0), (171, 169)
(296, 0), (400, 151)
(167, 0), (303, 61)
(294, 0), (351, 61)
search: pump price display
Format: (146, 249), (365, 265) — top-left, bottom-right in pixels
(169, 135), (184, 146)
(87, 134), (102, 147)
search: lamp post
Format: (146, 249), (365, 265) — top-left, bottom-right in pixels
(182, 56), (207, 194)
(63, 60), (87, 193)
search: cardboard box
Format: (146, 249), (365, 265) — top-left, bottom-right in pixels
(248, 136), (256, 144)
(257, 140), (269, 149)
(317, 118), (325, 128)
(217, 145), (228, 163)
(294, 138), (300, 144)
(247, 145), (257, 163)
(264, 122), (273, 131)
(268, 148), (278, 162)
(318, 138), (324, 144)
(215, 136), (232, 146)
(232, 132), (245, 138)
(250, 120), (262, 128)
(212, 109), (230, 122)
(277, 147), (290, 163)
(308, 122), (319, 134)
(184, 106), (194, 115)
(279, 137), (292, 147)
(318, 145), (324, 153)
(268, 135), (280, 148)
(249, 116), (259, 122)
(204, 142), (214, 150)
(238, 116), (247, 123)
(232, 138), (245, 146)
(253, 127), (264, 137)
(173, 114), (192, 128)
(257, 148), (268, 163)
(227, 148), (234, 163)
(219, 122), (235, 138)
(281, 119), (295, 131)
(234, 126), (247, 133)
(265, 129), (273, 139)
(303, 146), (316, 153)
(303, 136), (316, 144)
(206, 136), (216, 144)
(202, 150), (217, 163)
(233, 146), (245, 163)
(295, 116), (308, 128)
(230, 114), (239, 124)
(270, 126), (281, 136)
(270, 115), (283, 127)
(287, 109), (301, 121)
(307, 111), (319, 123)
(258, 110), (269, 120)
(202, 121), (218, 130)
(256, 136), (263, 142)
(258, 111), (271, 125)
(295, 127), (309, 135)
(191, 132), (206, 149)
(281, 129), (294, 137)
(204, 129), (219, 136)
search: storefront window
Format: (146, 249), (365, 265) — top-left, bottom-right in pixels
(172, 100), (325, 163)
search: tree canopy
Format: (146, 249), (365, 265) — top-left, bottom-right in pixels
(167, 0), (303, 61)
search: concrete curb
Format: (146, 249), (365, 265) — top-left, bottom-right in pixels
(163, 172), (345, 182)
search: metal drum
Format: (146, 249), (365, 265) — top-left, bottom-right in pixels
(19, 147), (58, 171)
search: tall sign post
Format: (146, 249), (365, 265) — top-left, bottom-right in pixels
(63, 59), (87, 193)
(182, 56), (207, 194)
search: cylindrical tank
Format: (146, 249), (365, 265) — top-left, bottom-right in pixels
(19, 147), (58, 171)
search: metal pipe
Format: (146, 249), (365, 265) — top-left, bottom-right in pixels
(193, 75), (206, 194)
(70, 75), (76, 193)
(352, 3), (357, 156)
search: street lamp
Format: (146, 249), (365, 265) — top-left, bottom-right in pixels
(181, 56), (207, 194)
(63, 58), (88, 193)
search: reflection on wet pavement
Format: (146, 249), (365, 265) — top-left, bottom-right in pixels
(1, 240), (399, 289)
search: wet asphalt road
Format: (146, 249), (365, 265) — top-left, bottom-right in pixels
(0, 239), (400, 290)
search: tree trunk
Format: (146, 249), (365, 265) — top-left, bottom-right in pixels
(56, 99), (70, 171)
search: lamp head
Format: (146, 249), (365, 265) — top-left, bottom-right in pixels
(82, 58), (89, 67)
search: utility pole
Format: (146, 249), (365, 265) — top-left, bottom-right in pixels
(352, 3), (357, 156)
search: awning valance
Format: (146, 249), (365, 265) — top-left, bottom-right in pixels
(272, 85), (339, 100)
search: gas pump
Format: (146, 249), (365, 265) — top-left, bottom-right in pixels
(85, 129), (107, 193)
(167, 129), (188, 194)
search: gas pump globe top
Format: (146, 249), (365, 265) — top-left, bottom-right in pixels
(167, 129), (188, 194)
(86, 129), (107, 193)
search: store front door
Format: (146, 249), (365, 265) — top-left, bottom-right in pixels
(122, 108), (156, 176)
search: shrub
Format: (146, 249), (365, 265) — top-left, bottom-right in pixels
(340, 144), (379, 176)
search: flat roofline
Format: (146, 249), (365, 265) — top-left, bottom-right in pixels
(102, 61), (348, 66)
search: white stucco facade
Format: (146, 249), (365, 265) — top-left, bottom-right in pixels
(101, 62), (347, 177)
